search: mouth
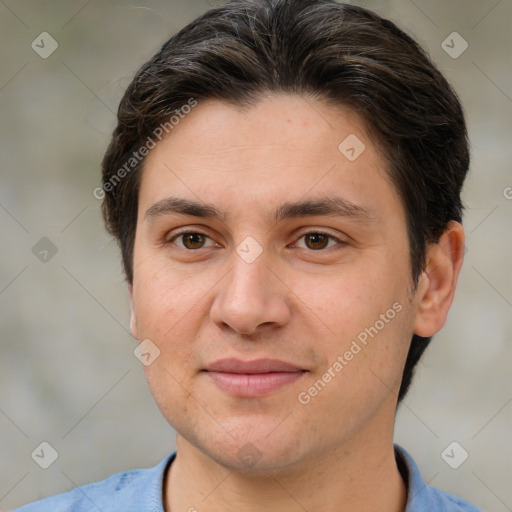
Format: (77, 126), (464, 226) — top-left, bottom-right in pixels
(202, 358), (307, 398)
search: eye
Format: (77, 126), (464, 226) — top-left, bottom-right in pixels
(294, 231), (344, 251)
(166, 230), (344, 251)
(168, 232), (216, 250)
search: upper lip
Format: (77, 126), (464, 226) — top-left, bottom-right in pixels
(204, 358), (305, 374)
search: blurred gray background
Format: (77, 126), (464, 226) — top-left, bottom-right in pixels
(1, 0), (511, 510)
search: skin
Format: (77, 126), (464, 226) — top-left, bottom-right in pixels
(129, 94), (465, 512)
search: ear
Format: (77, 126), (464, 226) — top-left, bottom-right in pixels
(413, 221), (465, 337)
(128, 283), (139, 339)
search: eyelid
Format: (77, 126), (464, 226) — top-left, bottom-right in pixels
(167, 227), (207, 237)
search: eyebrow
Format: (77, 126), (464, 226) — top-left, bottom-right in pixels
(144, 196), (374, 224)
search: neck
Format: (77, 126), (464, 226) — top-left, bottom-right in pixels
(165, 427), (406, 512)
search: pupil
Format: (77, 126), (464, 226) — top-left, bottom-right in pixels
(306, 233), (328, 250)
(184, 233), (204, 249)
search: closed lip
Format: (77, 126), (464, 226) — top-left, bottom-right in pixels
(203, 358), (306, 374)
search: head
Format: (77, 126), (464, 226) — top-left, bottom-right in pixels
(100, 0), (468, 471)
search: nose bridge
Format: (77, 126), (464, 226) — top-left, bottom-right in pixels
(231, 260), (261, 300)
(210, 245), (290, 334)
(231, 245), (275, 297)
(225, 230), (273, 295)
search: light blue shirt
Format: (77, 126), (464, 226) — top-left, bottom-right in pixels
(13, 445), (482, 511)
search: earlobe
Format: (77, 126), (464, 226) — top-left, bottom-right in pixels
(413, 221), (465, 337)
(128, 283), (139, 339)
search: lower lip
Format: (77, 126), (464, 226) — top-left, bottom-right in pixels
(205, 371), (305, 397)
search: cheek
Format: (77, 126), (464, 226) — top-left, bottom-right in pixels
(294, 262), (413, 396)
(131, 262), (210, 399)
(133, 264), (204, 419)
(289, 257), (403, 335)
(296, 305), (412, 441)
(132, 257), (205, 336)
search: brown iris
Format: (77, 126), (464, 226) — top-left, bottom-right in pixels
(181, 233), (206, 249)
(304, 233), (329, 250)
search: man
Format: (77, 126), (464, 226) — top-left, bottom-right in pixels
(15, 0), (481, 510)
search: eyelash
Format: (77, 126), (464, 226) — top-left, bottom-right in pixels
(166, 229), (345, 251)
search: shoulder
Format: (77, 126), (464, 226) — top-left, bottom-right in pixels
(395, 445), (483, 512)
(12, 453), (175, 512)
(423, 486), (484, 511)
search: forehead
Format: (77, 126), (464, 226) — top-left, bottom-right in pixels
(138, 94), (403, 226)
(144, 94), (372, 164)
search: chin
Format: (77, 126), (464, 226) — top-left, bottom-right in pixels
(176, 416), (319, 477)
(206, 443), (304, 476)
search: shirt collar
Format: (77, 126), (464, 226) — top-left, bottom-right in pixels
(395, 443), (437, 510)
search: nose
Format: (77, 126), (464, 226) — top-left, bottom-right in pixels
(209, 250), (291, 336)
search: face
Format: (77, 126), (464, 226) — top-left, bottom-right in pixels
(129, 94), (419, 474)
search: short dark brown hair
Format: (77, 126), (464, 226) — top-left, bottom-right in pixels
(100, 0), (470, 402)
